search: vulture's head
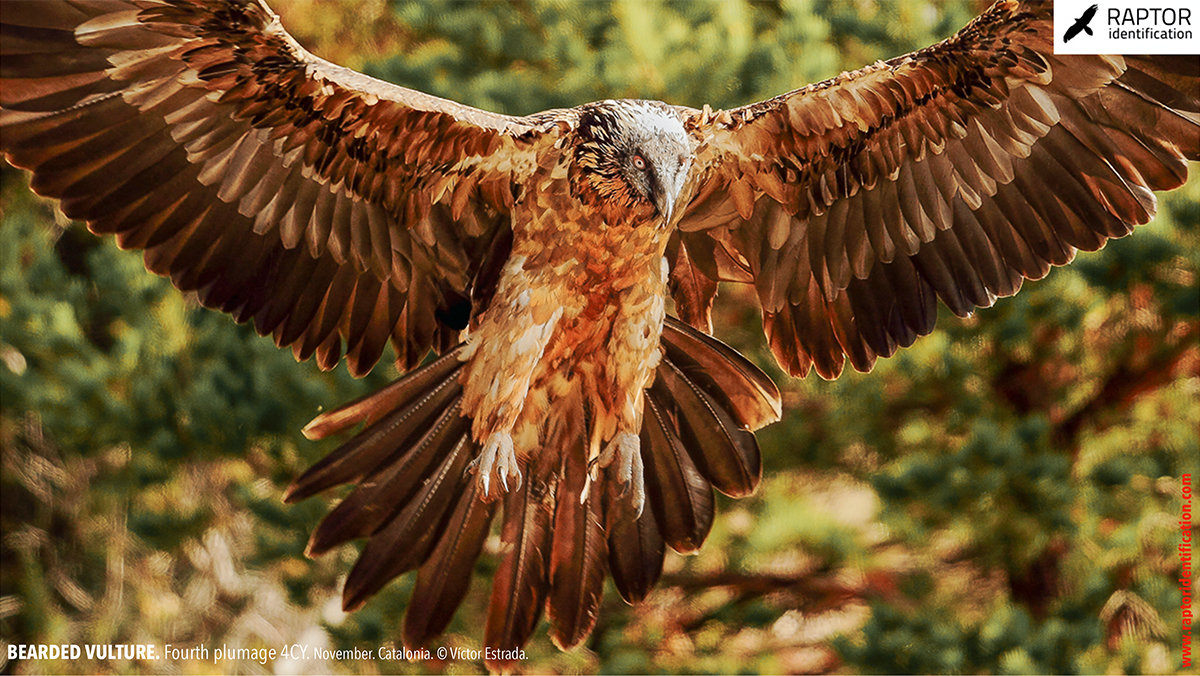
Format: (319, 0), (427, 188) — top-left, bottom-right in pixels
(569, 100), (693, 225)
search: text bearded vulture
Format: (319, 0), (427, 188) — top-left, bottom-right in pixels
(1, 0), (1196, 668)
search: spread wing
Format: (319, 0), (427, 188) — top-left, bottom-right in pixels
(1, 0), (561, 376)
(674, 0), (1199, 378)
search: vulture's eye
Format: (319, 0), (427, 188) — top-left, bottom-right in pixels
(632, 155), (646, 170)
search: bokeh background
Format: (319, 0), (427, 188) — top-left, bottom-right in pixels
(1, 0), (1197, 673)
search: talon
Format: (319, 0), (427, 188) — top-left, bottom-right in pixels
(474, 431), (521, 499)
(596, 432), (646, 516)
(630, 445), (645, 517)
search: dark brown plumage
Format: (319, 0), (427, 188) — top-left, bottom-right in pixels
(2, 0), (1196, 668)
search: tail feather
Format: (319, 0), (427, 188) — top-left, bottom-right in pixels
(604, 476), (666, 604)
(655, 356), (762, 497)
(403, 480), (498, 648)
(660, 318), (781, 430)
(1116, 55), (1200, 160)
(301, 348), (466, 440)
(547, 410), (607, 650)
(342, 435), (475, 612)
(484, 448), (559, 671)
(306, 401), (471, 556)
(286, 348), (465, 503)
(287, 376), (462, 504)
(641, 392), (715, 554)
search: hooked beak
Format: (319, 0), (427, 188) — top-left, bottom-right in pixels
(653, 162), (688, 226)
(656, 191), (675, 225)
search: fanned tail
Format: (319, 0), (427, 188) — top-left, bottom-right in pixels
(289, 317), (781, 661)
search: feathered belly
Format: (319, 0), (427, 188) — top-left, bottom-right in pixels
(458, 252), (669, 495)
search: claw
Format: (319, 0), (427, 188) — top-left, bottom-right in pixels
(473, 431), (522, 499)
(593, 432), (645, 516)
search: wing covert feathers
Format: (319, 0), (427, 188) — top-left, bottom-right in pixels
(677, 2), (1199, 379)
(287, 323), (777, 656)
(0, 0), (554, 376)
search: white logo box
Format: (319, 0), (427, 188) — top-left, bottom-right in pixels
(1054, 0), (1200, 54)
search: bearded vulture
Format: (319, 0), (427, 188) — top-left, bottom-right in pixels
(2, 0), (1196, 666)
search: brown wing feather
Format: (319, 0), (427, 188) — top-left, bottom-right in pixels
(0, 0), (561, 376)
(677, 0), (1199, 378)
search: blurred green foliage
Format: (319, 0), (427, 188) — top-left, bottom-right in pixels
(1, 0), (1196, 674)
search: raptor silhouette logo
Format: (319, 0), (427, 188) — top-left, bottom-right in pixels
(1064, 3), (1099, 41)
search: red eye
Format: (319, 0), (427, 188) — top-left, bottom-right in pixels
(632, 155), (646, 170)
